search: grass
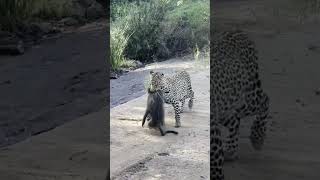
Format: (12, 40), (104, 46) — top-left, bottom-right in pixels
(0, 0), (68, 31)
(0, 0), (35, 31)
(110, 0), (210, 71)
(0, 0), (79, 32)
(32, 0), (71, 20)
(162, 0), (209, 56)
(110, 21), (132, 71)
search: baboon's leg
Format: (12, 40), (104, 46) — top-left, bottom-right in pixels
(142, 111), (150, 127)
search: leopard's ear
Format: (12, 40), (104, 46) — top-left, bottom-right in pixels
(150, 70), (154, 74)
(161, 73), (164, 77)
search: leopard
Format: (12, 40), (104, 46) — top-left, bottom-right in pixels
(148, 70), (194, 128)
(210, 30), (270, 180)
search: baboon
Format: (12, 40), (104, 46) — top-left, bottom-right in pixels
(142, 88), (178, 136)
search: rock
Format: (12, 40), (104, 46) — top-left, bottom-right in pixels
(29, 23), (44, 37)
(86, 1), (105, 20)
(48, 27), (61, 34)
(59, 17), (80, 26)
(135, 60), (144, 68)
(37, 22), (53, 34)
(0, 32), (25, 55)
(110, 72), (118, 79)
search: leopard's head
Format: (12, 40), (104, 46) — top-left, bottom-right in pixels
(149, 70), (164, 92)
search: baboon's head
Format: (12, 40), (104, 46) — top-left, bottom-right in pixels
(149, 70), (164, 92)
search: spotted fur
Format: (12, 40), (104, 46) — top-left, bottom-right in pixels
(149, 70), (194, 127)
(210, 30), (270, 179)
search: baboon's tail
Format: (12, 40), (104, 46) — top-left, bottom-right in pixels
(165, 130), (178, 135)
(159, 126), (178, 136)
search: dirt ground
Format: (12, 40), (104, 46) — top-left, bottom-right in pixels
(0, 21), (108, 147)
(0, 21), (109, 180)
(110, 56), (210, 179)
(214, 0), (320, 179)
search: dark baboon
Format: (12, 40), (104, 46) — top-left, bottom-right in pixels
(142, 88), (178, 136)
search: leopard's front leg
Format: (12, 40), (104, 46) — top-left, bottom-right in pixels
(180, 100), (185, 113)
(219, 110), (241, 161)
(172, 102), (181, 127)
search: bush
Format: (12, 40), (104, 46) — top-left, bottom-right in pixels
(0, 0), (72, 32)
(110, 21), (132, 71)
(124, 0), (172, 62)
(32, 0), (71, 20)
(0, 0), (35, 31)
(162, 0), (209, 55)
(110, 0), (210, 68)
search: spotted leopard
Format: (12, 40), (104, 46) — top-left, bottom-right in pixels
(210, 30), (270, 180)
(148, 70), (194, 127)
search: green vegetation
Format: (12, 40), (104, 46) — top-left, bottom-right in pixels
(110, 0), (209, 71)
(110, 21), (132, 70)
(0, 0), (35, 31)
(32, 0), (71, 20)
(0, 0), (72, 31)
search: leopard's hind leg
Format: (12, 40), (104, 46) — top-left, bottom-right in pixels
(211, 121), (224, 180)
(188, 89), (194, 109)
(250, 91), (270, 150)
(221, 112), (241, 161)
(172, 102), (181, 127)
